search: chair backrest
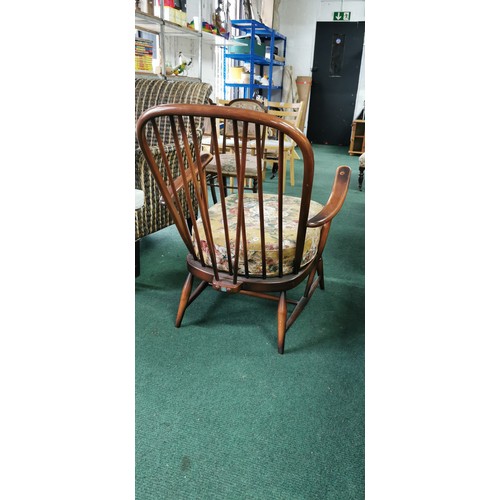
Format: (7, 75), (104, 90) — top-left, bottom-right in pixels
(222, 98), (267, 151)
(264, 100), (304, 123)
(263, 100), (305, 142)
(136, 103), (323, 283)
(226, 98), (266, 112)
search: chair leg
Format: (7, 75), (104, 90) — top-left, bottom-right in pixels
(358, 166), (365, 191)
(282, 159), (287, 193)
(176, 273), (194, 327)
(289, 151), (295, 187)
(225, 176), (229, 197)
(208, 174), (218, 203)
(318, 257), (325, 290)
(277, 291), (287, 354)
(269, 160), (278, 180)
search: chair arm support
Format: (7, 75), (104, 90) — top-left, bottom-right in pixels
(200, 153), (213, 170)
(307, 165), (351, 228)
(160, 153), (214, 204)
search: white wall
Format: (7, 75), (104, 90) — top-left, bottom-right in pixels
(278, 0), (365, 122)
(197, 0), (366, 116)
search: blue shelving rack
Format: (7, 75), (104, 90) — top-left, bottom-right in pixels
(223, 19), (287, 101)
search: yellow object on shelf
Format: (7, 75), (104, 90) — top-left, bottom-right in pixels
(229, 67), (243, 83)
(159, 6), (187, 27)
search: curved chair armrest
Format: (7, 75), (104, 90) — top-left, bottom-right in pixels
(200, 153), (213, 170)
(307, 165), (351, 228)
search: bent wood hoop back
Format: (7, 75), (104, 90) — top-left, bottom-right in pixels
(136, 103), (351, 353)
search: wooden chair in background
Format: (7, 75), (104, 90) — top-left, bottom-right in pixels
(136, 103), (351, 354)
(258, 100), (306, 191)
(204, 98), (267, 201)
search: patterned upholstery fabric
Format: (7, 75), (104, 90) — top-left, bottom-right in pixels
(135, 145), (194, 239)
(359, 152), (365, 168)
(135, 78), (213, 240)
(204, 153), (259, 176)
(194, 193), (324, 277)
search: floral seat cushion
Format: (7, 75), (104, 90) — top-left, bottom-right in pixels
(205, 153), (259, 176)
(194, 193), (323, 277)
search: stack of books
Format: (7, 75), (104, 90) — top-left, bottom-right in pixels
(135, 38), (153, 72)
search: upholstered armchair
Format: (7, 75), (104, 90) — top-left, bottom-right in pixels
(135, 78), (213, 240)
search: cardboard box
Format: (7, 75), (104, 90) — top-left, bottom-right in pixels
(155, 6), (186, 27)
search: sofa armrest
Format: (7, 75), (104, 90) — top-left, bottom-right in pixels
(135, 78), (213, 239)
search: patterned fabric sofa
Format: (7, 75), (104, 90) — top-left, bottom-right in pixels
(135, 78), (213, 240)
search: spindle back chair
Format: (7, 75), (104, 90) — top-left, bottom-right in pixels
(205, 98), (267, 200)
(136, 103), (351, 353)
(261, 100), (305, 190)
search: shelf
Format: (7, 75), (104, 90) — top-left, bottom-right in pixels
(135, 10), (200, 38)
(135, 71), (161, 80)
(135, 9), (244, 43)
(135, 70), (158, 76)
(166, 75), (202, 83)
(201, 31), (245, 46)
(135, 8), (204, 80)
(230, 19), (286, 41)
(135, 11), (162, 34)
(223, 19), (286, 101)
(163, 21), (201, 37)
(225, 83), (282, 90)
(224, 54), (285, 66)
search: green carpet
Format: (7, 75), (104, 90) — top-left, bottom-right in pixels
(135, 145), (365, 499)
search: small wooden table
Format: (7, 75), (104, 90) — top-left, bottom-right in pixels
(349, 119), (365, 156)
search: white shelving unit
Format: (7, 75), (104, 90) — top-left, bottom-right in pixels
(135, 8), (202, 79)
(135, 3), (241, 84)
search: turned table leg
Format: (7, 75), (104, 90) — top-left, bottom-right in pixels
(358, 166), (365, 191)
(358, 153), (365, 191)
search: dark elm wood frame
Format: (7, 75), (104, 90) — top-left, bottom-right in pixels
(136, 103), (351, 354)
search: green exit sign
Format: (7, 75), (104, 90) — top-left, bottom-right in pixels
(333, 11), (351, 21)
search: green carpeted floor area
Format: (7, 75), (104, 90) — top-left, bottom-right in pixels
(135, 145), (365, 499)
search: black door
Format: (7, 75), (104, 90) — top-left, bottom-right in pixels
(307, 22), (365, 145)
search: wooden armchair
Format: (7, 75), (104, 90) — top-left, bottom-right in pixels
(136, 103), (351, 354)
